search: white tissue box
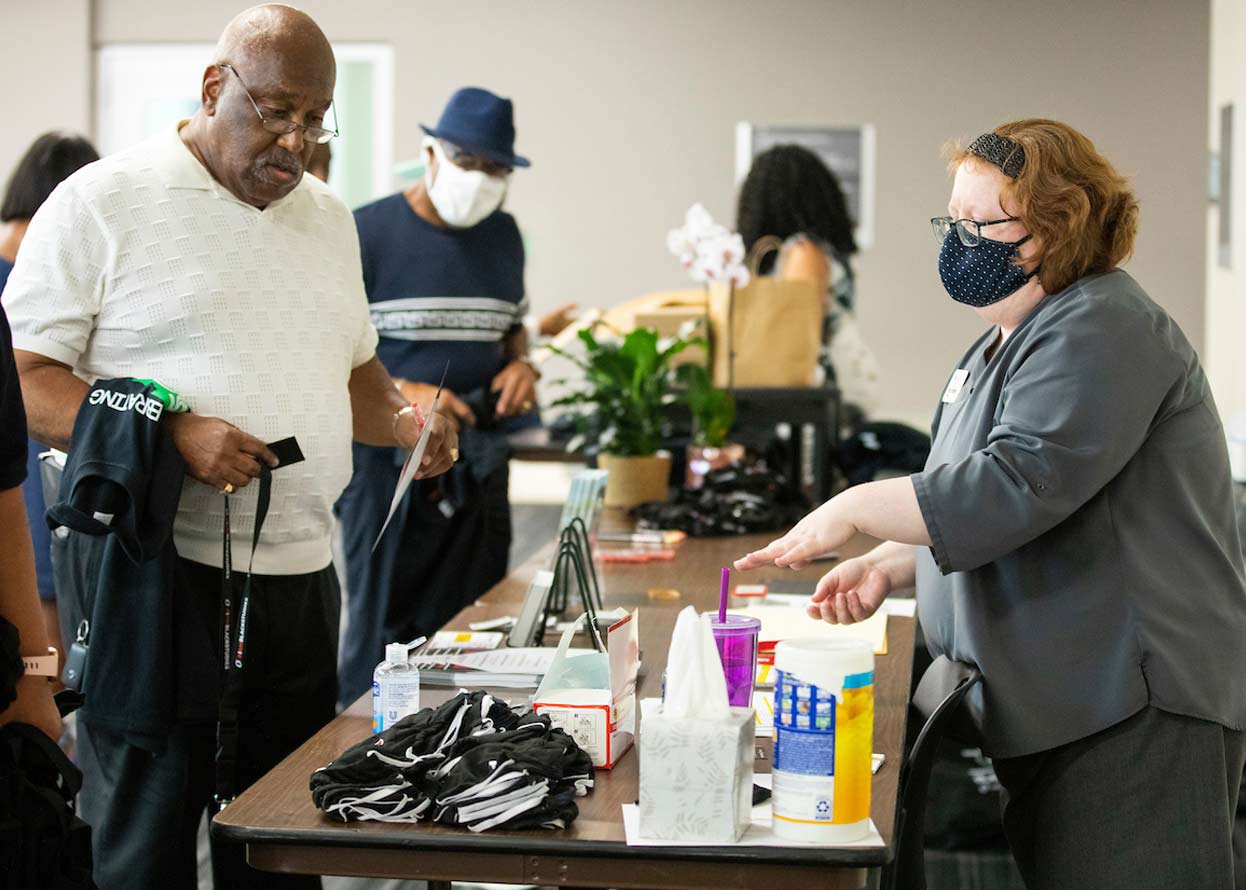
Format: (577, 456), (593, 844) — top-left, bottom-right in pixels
(638, 698), (754, 843)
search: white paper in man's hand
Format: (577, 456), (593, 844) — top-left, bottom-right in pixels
(372, 370), (446, 552)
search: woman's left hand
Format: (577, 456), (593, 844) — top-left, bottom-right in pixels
(806, 556), (892, 624)
(734, 498), (857, 571)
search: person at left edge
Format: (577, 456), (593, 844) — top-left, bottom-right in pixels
(3, 6), (456, 890)
(0, 131), (100, 682)
(336, 86), (535, 707)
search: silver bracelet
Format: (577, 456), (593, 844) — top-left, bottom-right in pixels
(392, 405), (416, 438)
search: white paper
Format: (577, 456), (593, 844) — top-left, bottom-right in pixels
(726, 605), (888, 654)
(428, 630), (505, 650)
(622, 803), (885, 848)
(469, 616), (516, 632)
(753, 690), (776, 732)
(409, 647), (583, 674)
(372, 384), (444, 552)
(761, 593), (809, 608)
(882, 598), (918, 617)
(761, 593), (915, 620)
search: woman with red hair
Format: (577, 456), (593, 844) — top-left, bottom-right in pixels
(737, 119), (1246, 887)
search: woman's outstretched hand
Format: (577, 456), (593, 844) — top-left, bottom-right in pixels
(734, 500), (855, 572)
(805, 556), (892, 625)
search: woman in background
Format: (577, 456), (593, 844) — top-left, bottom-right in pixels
(0, 131), (100, 669)
(736, 144), (880, 425)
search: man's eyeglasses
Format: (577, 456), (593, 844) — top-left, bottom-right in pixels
(440, 140), (511, 177)
(217, 64), (338, 145)
(931, 216), (1019, 248)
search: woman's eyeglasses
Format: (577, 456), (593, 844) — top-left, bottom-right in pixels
(930, 216), (1019, 247)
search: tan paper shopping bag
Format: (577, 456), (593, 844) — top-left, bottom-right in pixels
(708, 237), (822, 388)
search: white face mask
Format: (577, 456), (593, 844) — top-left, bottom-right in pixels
(424, 139), (508, 228)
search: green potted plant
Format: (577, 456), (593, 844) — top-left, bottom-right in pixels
(552, 326), (698, 507)
(676, 362), (744, 489)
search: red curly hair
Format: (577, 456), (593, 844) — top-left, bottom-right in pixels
(948, 119), (1139, 295)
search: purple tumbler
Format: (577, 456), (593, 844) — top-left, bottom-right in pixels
(709, 614), (762, 707)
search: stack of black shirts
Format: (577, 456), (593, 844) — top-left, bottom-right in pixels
(310, 690), (594, 831)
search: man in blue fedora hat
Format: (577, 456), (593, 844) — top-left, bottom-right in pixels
(336, 87), (539, 706)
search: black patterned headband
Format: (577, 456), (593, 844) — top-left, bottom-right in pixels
(968, 132), (1026, 179)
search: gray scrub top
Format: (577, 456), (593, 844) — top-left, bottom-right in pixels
(912, 269), (1246, 758)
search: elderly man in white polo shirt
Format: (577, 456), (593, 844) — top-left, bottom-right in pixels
(2, 6), (456, 889)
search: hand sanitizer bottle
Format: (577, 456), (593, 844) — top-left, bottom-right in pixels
(372, 640), (422, 734)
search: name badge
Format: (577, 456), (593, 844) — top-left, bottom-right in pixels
(941, 369), (970, 404)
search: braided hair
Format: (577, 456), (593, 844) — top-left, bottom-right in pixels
(736, 144), (857, 269)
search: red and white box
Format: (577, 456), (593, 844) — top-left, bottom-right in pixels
(533, 610), (639, 769)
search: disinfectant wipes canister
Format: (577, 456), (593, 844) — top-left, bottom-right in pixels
(771, 638), (874, 843)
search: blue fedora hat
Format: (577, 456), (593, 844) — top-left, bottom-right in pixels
(420, 87), (530, 169)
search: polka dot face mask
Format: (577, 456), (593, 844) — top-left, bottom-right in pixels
(937, 229), (1036, 307)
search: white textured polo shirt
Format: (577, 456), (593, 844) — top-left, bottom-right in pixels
(2, 123), (379, 575)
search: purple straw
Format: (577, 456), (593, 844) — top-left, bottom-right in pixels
(718, 566), (730, 623)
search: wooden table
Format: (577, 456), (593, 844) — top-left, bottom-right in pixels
(214, 529), (914, 890)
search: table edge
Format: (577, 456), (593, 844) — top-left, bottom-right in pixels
(210, 819), (895, 867)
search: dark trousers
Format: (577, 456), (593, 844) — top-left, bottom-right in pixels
(77, 558), (340, 890)
(993, 706), (1246, 890)
(337, 448), (511, 708)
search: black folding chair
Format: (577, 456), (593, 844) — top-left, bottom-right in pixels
(881, 656), (983, 890)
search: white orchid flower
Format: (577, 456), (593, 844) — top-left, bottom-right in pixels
(683, 203), (717, 238)
(728, 266), (751, 288)
(666, 228), (696, 266)
(669, 203), (750, 286)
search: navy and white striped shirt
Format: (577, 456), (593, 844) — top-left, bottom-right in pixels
(354, 193), (527, 395)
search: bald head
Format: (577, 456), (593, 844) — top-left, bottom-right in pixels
(185, 4), (336, 208)
(214, 4), (335, 90)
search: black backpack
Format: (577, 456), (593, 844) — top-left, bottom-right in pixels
(0, 721), (96, 889)
(837, 421), (932, 487)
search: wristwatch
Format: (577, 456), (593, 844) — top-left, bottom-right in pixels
(21, 647), (59, 679)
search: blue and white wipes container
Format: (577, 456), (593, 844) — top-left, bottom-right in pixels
(771, 638), (875, 843)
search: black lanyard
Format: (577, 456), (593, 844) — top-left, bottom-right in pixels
(215, 464), (272, 810)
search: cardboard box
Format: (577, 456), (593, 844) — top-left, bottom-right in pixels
(634, 306), (708, 368)
(533, 610), (639, 769)
(637, 698), (755, 843)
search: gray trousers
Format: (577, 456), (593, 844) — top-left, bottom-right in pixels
(993, 706), (1246, 890)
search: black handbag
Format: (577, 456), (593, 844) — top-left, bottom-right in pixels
(0, 721), (96, 889)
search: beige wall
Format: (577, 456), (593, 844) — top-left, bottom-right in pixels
(17, 0), (1212, 425)
(1207, 0), (1246, 425)
(0, 0), (91, 189)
